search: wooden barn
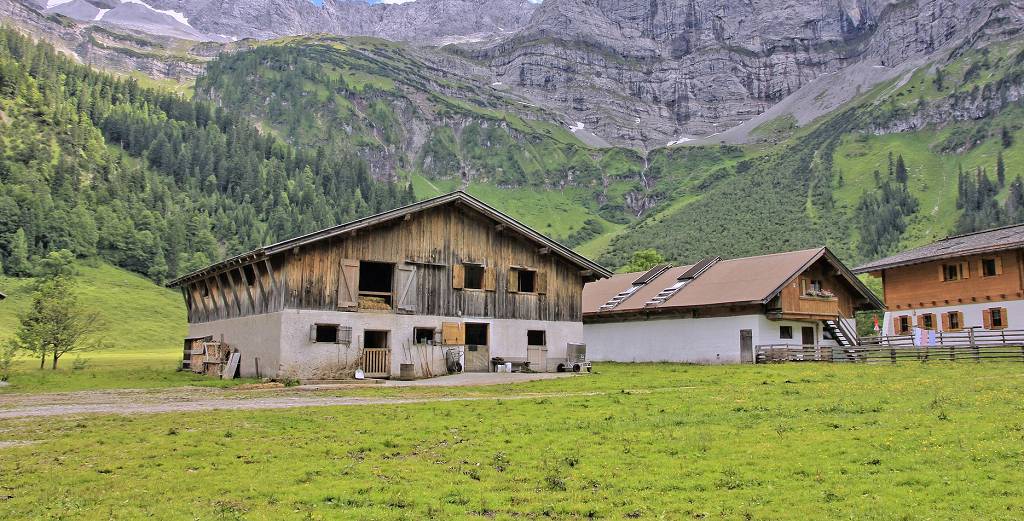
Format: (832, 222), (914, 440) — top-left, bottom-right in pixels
(583, 248), (883, 363)
(167, 191), (611, 380)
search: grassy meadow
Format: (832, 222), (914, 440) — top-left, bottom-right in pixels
(0, 261), (254, 393)
(1, 362), (1023, 519)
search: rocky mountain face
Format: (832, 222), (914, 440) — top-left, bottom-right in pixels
(458, 0), (1024, 148)
(28, 0), (537, 44)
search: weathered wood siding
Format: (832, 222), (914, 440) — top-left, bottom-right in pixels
(183, 203), (587, 323)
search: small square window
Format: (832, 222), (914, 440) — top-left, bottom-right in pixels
(314, 324), (339, 343)
(982, 258), (997, 277)
(948, 312), (961, 330)
(779, 326), (793, 339)
(898, 316), (910, 334)
(943, 264), (961, 281)
(527, 330), (546, 346)
(991, 308), (1005, 328)
(921, 314), (934, 330)
(414, 327), (436, 345)
(516, 269), (536, 293)
(464, 264), (484, 290)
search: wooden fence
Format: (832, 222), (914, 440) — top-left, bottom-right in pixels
(757, 328), (1024, 364)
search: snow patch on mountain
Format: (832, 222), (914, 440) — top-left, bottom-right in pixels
(120, 0), (191, 28)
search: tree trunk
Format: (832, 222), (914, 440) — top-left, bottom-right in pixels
(52, 352), (59, 370)
(39, 351), (45, 370)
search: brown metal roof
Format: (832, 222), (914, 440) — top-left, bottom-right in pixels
(853, 223), (1024, 274)
(584, 247), (883, 315)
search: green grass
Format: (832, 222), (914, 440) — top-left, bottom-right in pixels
(1, 363), (1023, 518)
(0, 260), (255, 393)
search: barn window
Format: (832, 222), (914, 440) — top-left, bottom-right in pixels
(364, 330), (390, 349)
(465, 323), (488, 346)
(527, 330), (546, 346)
(779, 326), (793, 339)
(414, 327), (436, 345)
(513, 268), (536, 293)
(919, 313), (935, 330)
(464, 264), (484, 289)
(987, 307), (1007, 329)
(982, 258), (998, 277)
(359, 261), (394, 309)
(313, 324), (339, 343)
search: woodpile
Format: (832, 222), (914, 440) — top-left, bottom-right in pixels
(190, 340), (235, 377)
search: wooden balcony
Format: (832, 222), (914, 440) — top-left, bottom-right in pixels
(769, 295), (841, 320)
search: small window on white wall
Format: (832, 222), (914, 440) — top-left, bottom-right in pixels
(310, 324), (351, 345)
(779, 326), (793, 339)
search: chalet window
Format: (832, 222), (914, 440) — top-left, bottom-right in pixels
(414, 327), (436, 345)
(779, 326), (793, 339)
(985, 307), (1008, 329)
(527, 330), (546, 346)
(311, 323), (350, 344)
(940, 262), (969, 282)
(918, 313), (935, 330)
(896, 315), (911, 335)
(464, 264), (484, 290)
(945, 311), (962, 331)
(981, 258), (1000, 277)
(810, 280), (823, 293)
(358, 261), (394, 309)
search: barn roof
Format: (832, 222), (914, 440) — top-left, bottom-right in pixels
(853, 223), (1024, 274)
(168, 191), (612, 287)
(583, 247), (882, 316)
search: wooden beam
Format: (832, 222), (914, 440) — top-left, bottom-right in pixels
(223, 272), (244, 316)
(538, 247), (551, 255)
(203, 277), (221, 321)
(263, 258), (280, 311)
(237, 266), (257, 315)
(252, 261), (269, 314)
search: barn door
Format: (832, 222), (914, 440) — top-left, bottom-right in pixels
(739, 329), (753, 364)
(395, 263), (417, 314)
(337, 259), (359, 310)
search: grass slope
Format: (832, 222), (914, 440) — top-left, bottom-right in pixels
(1, 363), (1022, 519)
(0, 261), (249, 393)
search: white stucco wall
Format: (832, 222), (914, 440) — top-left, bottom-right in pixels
(189, 309), (584, 379)
(584, 315), (834, 364)
(880, 300), (1024, 335)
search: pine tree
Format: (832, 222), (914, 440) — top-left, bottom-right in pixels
(894, 154), (908, 184)
(997, 150), (1006, 186)
(6, 228), (32, 276)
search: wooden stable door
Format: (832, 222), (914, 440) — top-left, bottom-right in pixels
(801, 326), (815, 346)
(739, 329), (753, 363)
(463, 323), (490, 372)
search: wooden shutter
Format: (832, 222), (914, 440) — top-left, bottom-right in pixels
(892, 317), (900, 335)
(996, 256), (1004, 275)
(442, 322), (461, 345)
(941, 312), (950, 331)
(309, 324), (318, 343)
(483, 266), (496, 291)
(452, 264), (464, 289)
(916, 315), (925, 329)
(337, 326), (352, 345)
(1000, 307), (1009, 328)
(937, 265), (945, 281)
(395, 264), (417, 313)
(983, 308), (992, 329)
(337, 259), (359, 309)
(509, 268), (519, 293)
(956, 312), (965, 330)
(960, 261), (970, 279)
(536, 271), (547, 295)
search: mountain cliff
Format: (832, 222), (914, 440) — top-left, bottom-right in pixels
(459, 0), (1024, 148)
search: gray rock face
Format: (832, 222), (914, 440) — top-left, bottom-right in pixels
(461, 0), (1024, 148)
(131, 0), (537, 43)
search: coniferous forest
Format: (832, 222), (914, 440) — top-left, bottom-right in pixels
(0, 27), (413, 282)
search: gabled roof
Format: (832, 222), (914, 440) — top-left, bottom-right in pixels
(168, 191), (612, 287)
(853, 223), (1024, 274)
(583, 247), (883, 316)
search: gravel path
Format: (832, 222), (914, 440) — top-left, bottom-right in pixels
(0, 373), (580, 419)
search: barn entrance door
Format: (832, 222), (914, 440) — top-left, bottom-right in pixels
(463, 323), (490, 372)
(801, 326), (815, 346)
(739, 329), (753, 364)
(362, 330), (391, 378)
